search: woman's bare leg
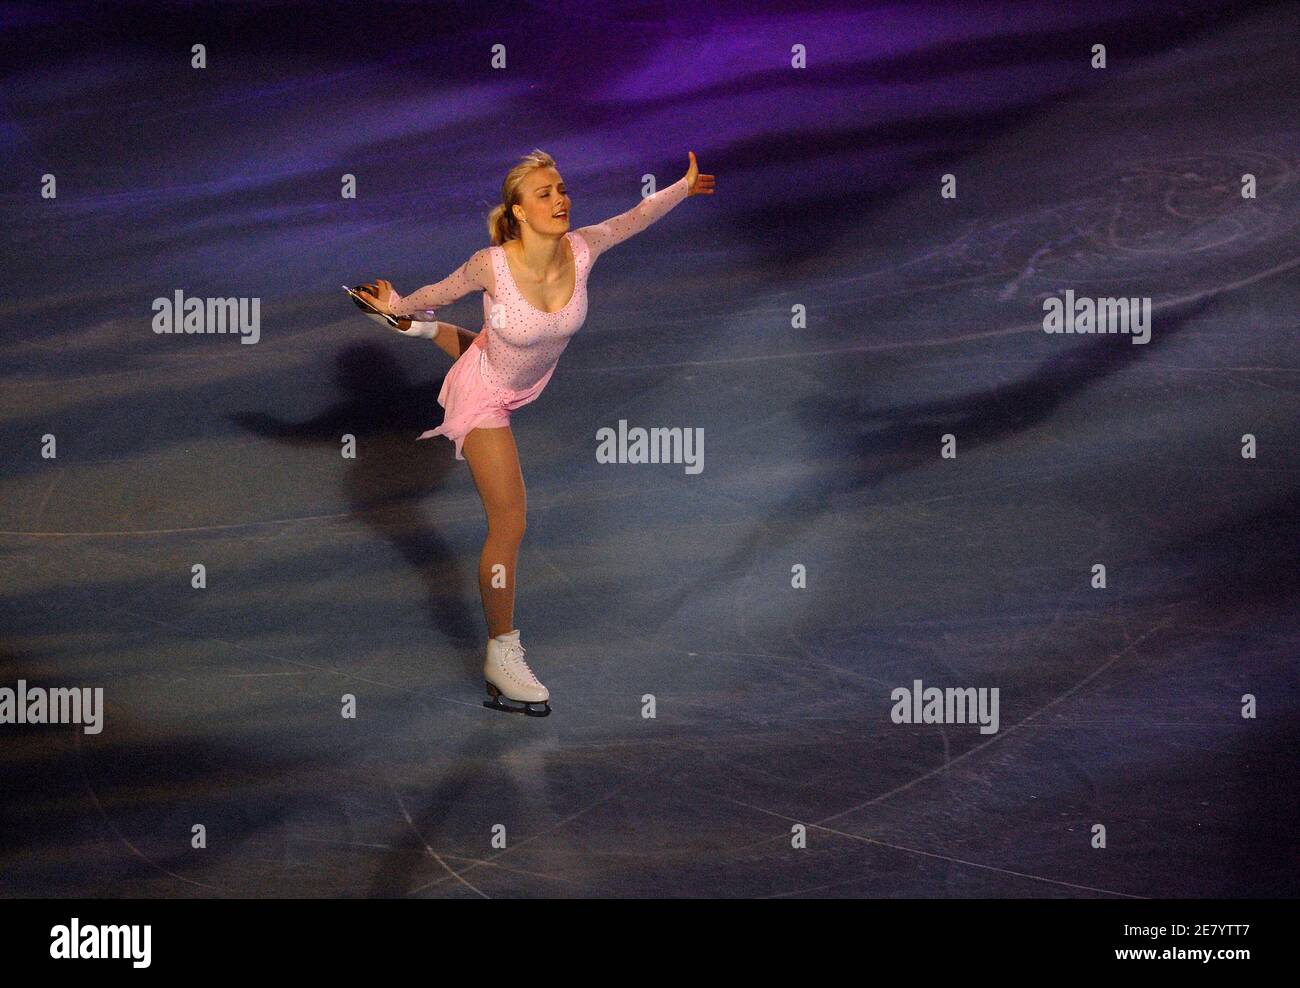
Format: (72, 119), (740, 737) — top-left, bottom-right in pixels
(461, 424), (526, 639)
(428, 321), (480, 360)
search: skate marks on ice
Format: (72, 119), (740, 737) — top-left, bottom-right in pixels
(700, 620), (1174, 899)
(988, 150), (1298, 301)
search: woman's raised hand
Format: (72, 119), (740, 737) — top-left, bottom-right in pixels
(354, 279), (415, 333)
(684, 151), (715, 196)
(356, 279), (397, 311)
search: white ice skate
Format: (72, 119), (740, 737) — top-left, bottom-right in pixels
(483, 629), (551, 717)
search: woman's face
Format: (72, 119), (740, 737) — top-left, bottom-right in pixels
(512, 167), (570, 236)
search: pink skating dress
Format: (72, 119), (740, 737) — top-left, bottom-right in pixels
(389, 176), (690, 460)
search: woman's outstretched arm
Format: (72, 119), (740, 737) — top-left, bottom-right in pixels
(574, 152), (715, 265)
(574, 176), (689, 264)
(387, 248), (494, 316)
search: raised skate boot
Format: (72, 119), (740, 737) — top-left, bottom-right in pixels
(342, 284), (415, 331)
(483, 629), (550, 717)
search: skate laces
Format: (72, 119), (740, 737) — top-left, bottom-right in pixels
(503, 640), (539, 686)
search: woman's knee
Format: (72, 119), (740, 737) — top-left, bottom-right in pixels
(486, 508), (526, 545)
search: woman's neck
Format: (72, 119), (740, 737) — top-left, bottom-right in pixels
(509, 230), (567, 276)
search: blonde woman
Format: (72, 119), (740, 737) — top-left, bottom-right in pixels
(354, 150), (715, 716)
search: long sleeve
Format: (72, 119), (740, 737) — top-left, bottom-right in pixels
(389, 248), (493, 317)
(574, 175), (690, 264)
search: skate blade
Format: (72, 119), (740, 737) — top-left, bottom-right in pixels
(484, 684), (551, 717)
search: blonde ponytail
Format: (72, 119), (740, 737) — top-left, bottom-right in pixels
(487, 148), (557, 245)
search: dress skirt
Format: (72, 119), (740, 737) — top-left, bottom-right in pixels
(417, 334), (558, 460)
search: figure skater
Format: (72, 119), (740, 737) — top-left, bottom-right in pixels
(352, 149), (716, 716)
